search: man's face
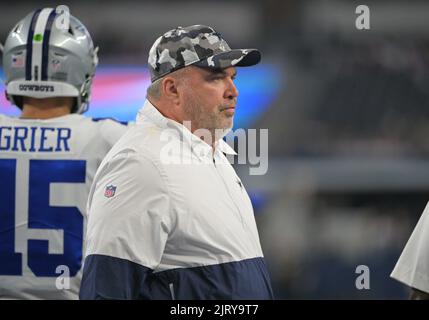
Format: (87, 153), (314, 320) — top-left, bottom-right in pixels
(178, 66), (238, 139)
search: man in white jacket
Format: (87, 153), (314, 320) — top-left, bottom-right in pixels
(80, 24), (273, 300)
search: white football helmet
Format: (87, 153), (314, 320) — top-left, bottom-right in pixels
(1, 8), (98, 113)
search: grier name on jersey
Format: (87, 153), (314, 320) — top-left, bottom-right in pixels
(0, 126), (71, 152)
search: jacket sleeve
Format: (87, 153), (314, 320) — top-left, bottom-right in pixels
(80, 150), (173, 299)
(391, 201), (429, 294)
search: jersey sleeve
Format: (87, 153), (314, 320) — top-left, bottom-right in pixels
(391, 202), (429, 293)
(97, 119), (129, 147)
(79, 150), (173, 299)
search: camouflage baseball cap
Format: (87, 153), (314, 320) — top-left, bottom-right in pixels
(148, 25), (261, 82)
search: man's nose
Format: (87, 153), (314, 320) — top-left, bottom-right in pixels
(225, 80), (239, 100)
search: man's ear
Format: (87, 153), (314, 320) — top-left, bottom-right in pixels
(162, 76), (179, 101)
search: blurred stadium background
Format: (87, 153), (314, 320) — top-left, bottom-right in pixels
(2, 0), (429, 299)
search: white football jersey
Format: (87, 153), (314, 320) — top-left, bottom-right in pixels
(0, 113), (128, 299)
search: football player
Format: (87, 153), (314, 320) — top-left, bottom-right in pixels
(0, 7), (128, 299)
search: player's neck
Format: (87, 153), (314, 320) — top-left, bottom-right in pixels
(20, 97), (73, 120)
